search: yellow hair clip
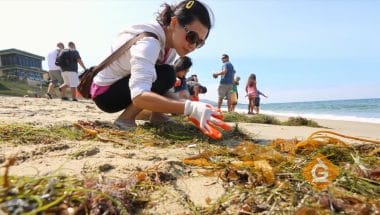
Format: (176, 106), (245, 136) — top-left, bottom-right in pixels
(186, 0), (195, 9)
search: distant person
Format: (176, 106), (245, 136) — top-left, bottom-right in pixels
(187, 74), (199, 82)
(59, 41), (86, 101)
(90, 0), (230, 138)
(173, 56), (192, 100)
(246, 74), (257, 114)
(46, 42), (65, 99)
(186, 74), (207, 101)
(187, 81), (207, 101)
(230, 76), (240, 112)
(213, 54), (235, 112)
(173, 58), (207, 101)
(253, 89), (267, 114)
(246, 73), (267, 114)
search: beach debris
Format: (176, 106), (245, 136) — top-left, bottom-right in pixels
(0, 124), (59, 145)
(0, 155), (5, 164)
(0, 159), (178, 214)
(270, 130), (380, 155)
(2, 156), (16, 188)
(72, 119), (210, 146)
(182, 130), (380, 214)
(1, 119), (379, 214)
(70, 146), (100, 159)
(98, 163), (115, 172)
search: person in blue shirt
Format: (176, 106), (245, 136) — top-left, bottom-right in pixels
(213, 54), (235, 112)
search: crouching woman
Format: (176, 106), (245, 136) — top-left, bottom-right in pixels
(90, 0), (230, 139)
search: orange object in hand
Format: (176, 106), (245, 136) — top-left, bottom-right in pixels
(184, 101), (232, 139)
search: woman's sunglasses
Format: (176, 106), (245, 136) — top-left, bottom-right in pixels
(182, 25), (205, 48)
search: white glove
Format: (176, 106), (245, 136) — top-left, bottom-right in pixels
(184, 100), (231, 139)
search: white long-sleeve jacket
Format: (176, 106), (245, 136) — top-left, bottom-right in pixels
(93, 23), (177, 99)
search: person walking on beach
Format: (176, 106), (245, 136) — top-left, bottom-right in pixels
(246, 73), (267, 114)
(46, 42), (65, 99)
(59, 41), (86, 101)
(90, 0), (230, 139)
(230, 76), (240, 112)
(213, 54), (235, 112)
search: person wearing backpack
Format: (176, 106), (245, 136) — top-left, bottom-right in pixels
(46, 42), (65, 99)
(90, 0), (231, 139)
(59, 41), (86, 101)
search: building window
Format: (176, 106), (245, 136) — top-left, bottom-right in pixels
(2, 55), (9, 65)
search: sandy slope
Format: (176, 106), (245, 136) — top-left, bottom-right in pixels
(0, 96), (379, 214)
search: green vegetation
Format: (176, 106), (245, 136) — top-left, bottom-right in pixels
(223, 112), (321, 127)
(0, 80), (47, 97)
(224, 112), (281, 124)
(0, 120), (378, 214)
(282, 116), (321, 127)
(0, 120), (251, 214)
(0, 124), (83, 145)
(0, 173), (144, 214)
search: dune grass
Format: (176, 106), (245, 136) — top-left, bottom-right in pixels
(282, 116), (321, 127)
(223, 112), (281, 125)
(0, 80), (47, 97)
(223, 112), (322, 127)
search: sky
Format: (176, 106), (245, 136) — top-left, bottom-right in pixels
(1, 0), (379, 103)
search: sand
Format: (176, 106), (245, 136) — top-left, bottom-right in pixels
(0, 96), (379, 213)
(239, 116), (380, 143)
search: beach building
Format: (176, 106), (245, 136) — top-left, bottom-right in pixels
(0, 48), (46, 86)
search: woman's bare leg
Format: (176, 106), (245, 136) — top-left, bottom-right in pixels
(115, 103), (142, 128)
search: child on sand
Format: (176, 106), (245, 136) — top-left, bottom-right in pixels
(230, 76), (240, 112)
(252, 89), (267, 114)
(246, 74), (267, 114)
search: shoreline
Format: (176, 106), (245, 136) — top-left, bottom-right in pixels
(233, 108), (380, 125)
(267, 111), (380, 125)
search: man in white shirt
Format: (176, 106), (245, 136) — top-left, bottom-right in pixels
(46, 42), (65, 99)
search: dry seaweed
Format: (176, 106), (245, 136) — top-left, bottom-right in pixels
(0, 158), (177, 214)
(183, 130), (380, 214)
(1, 120), (380, 214)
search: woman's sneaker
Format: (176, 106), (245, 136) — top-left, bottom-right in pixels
(149, 113), (174, 125)
(114, 119), (137, 130)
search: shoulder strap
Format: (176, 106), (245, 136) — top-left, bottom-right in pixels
(93, 32), (158, 73)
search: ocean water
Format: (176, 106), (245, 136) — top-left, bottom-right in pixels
(234, 98), (380, 124)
